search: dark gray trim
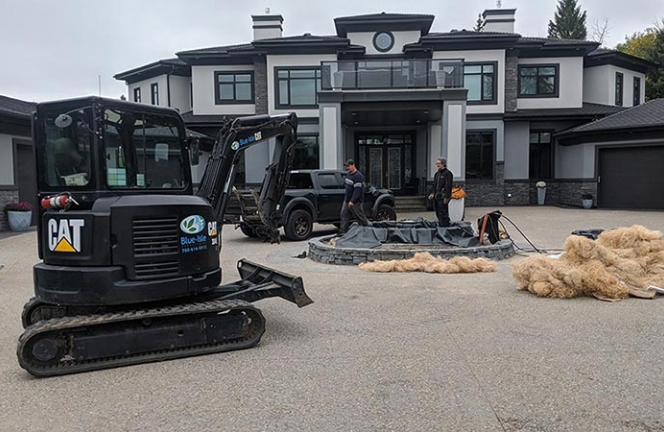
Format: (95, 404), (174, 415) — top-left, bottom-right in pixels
(484, 18), (515, 23)
(584, 51), (658, 73)
(467, 113), (504, 121)
(318, 88), (468, 103)
(517, 64), (559, 98)
(615, 71), (624, 107)
(463, 61), (498, 105)
(557, 128), (664, 146)
(213, 70), (255, 105)
(373, 31), (395, 53)
(0, 185), (19, 191)
(633, 76), (641, 106)
(150, 82), (159, 105)
(334, 14), (434, 37)
(274, 66), (321, 109)
(253, 24), (283, 29)
(298, 117), (320, 124)
(133, 87), (141, 103)
(528, 128), (556, 180)
(251, 15), (284, 23)
(114, 60), (190, 84)
(482, 8), (516, 16)
(465, 128), (497, 182)
(166, 74), (171, 107)
(12, 138), (33, 188)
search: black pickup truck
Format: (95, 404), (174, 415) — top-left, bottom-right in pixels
(225, 169), (397, 241)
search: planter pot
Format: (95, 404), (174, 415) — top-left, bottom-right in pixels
(582, 199), (593, 209)
(537, 187), (546, 205)
(7, 211), (32, 232)
(449, 197), (465, 222)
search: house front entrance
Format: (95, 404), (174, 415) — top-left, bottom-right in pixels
(355, 132), (416, 195)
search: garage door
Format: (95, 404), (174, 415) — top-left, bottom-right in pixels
(598, 145), (664, 209)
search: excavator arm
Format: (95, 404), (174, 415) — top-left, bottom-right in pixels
(196, 113), (298, 243)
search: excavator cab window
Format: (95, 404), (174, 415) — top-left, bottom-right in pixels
(42, 107), (94, 188)
(102, 108), (188, 190)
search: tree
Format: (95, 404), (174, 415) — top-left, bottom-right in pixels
(473, 13), (484, 32)
(548, 0), (587, 40)
(616, 25), (664, 100)
(590, 17), (610, 45)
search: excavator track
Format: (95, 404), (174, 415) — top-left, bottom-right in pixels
(17, 299), (265, 378)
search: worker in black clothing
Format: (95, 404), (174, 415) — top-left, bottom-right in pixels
(339, 159), (370, 234)
(428, 157), (454, 227)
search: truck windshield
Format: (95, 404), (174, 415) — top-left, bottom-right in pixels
(103, 108), (187, 189)
(42, 107), (94, 188)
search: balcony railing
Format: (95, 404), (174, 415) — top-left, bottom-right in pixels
(321, 59), (464, 91)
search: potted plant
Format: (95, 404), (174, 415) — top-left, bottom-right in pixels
(581, 193), (593, 209)
(4, 201), (33, 232)
(536, 181), (547, 205)
(448, 185), (466, 222)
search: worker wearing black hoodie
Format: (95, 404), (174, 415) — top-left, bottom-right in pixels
(428, 157), (454, 227)
(339, 159), (369, 234)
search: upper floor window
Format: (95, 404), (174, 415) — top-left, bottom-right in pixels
(466, 131), (494, 180)
(293, 135), (319, 169)
(615, 72), (624, 106)
(529, 131), (554, 179)
(634, 77), (641, 106)
(276, 68), (322, 107)
(518, 65), (558, 97)
(150, 83), (159, 105)
(133, 88), (141, 103)
(464, 63), (496, 104)
(214, 71), (254, 105)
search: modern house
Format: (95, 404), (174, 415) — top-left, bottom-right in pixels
(0, 95), (37, 230)
(114, 9), (661, 209)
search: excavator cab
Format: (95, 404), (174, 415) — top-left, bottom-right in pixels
(18, 97), (312, 377)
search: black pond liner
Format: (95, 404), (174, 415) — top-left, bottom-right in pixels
(334, 217), (480, 249)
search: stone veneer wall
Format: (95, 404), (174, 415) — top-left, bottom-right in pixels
(504, 53), (519, 113)
(253, 56), (268, 115)
(0, 189), (19, 231)
(463, 163), (506, 206)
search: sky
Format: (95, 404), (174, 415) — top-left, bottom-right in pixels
(1, 0), (662, 103)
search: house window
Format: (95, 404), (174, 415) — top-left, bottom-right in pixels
(633, 76), (641, 106)
(276, 69), (322, 107)
(133, 88), (141, 103)
(463, 63), (496, 103)
(518, 65), (558, 97)
(466, 131), (494, 180)
(529, 131), (553, 179)
(150, 83), (159, 105)
(214, 71), (254, 104)
(293, 135), (319, 169)
(615, 72), (624, 106)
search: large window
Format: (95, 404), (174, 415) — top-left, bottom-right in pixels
(466, 131), (494, 180)
(634, 77), (641, 106)
(214, 71), (254, 104)
(133, 88), (141, 103)
(293, 135), (319, 169)
(464, 63), (496, 103)
(615, 72), (624, 106)
(529, 131), (553, 179)
(150, 83), (159, 105)
(518, 65), (558, 97)
(276, 69), (322, 107)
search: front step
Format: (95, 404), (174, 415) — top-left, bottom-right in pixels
(394, 196), (428, 213)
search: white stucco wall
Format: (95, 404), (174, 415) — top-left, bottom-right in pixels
(0, 134), (16, 185)
(556, 142), (596, 179)
(320, 105), (340, 169)
(191, 65), (256, 115)
(169, 75), (192, 113)
(607, 65), (646, 108)
(429, 121), (443, 180)
(517, 57), (584, 109)
(444, 102), (466, 180)
(267, 54), (337, 118)
(128, 75), (168, 107)
(583, 65), (646, 107)
(432, 50), (506, 114)
(347, 31), (421, 55)
(503, 122), (529, 180)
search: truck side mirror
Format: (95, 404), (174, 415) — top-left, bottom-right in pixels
(188, 139), (200, 166)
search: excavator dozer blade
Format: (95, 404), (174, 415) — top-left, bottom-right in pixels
(216, 259), (314, 308)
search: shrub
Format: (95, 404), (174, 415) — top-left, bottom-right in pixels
(581, 193), (593, 200)
(3, 201), (33, 212)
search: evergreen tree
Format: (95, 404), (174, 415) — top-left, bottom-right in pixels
(548, 0), (587, 40)
(473, 13), (484, 32)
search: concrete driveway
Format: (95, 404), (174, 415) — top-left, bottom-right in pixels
(1, 206), (663, 432)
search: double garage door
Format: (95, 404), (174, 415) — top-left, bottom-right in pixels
(598, 145), (664, 210)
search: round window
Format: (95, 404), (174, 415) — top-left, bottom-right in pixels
(373, 32), (394, 52)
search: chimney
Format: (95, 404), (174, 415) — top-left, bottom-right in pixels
(481, 8), (516, 33)
(252, 14), (284, 40)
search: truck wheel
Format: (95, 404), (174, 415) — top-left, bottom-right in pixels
(240, 224), (258, 238)
(376, 204), (397, 221)
(284, 209), (313, 241)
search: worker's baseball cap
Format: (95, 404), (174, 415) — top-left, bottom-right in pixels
(344, 159), (355, 166)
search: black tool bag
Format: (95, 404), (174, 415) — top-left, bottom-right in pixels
(477, 210), (503, 244)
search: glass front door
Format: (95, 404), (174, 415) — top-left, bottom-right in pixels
(356, 132), (415, 194)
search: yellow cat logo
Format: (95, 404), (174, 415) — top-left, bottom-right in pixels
(48, 219), (84, 253)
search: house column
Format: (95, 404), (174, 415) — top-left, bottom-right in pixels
(319, 103), (342, 169)
(442, 100), (467, 181)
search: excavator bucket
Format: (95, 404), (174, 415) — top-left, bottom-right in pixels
(216, 259), (314, 308)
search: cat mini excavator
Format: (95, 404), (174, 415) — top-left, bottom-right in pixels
(17, 96), (313, 377)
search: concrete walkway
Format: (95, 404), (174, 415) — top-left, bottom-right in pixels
(1, 206), (663, 432)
